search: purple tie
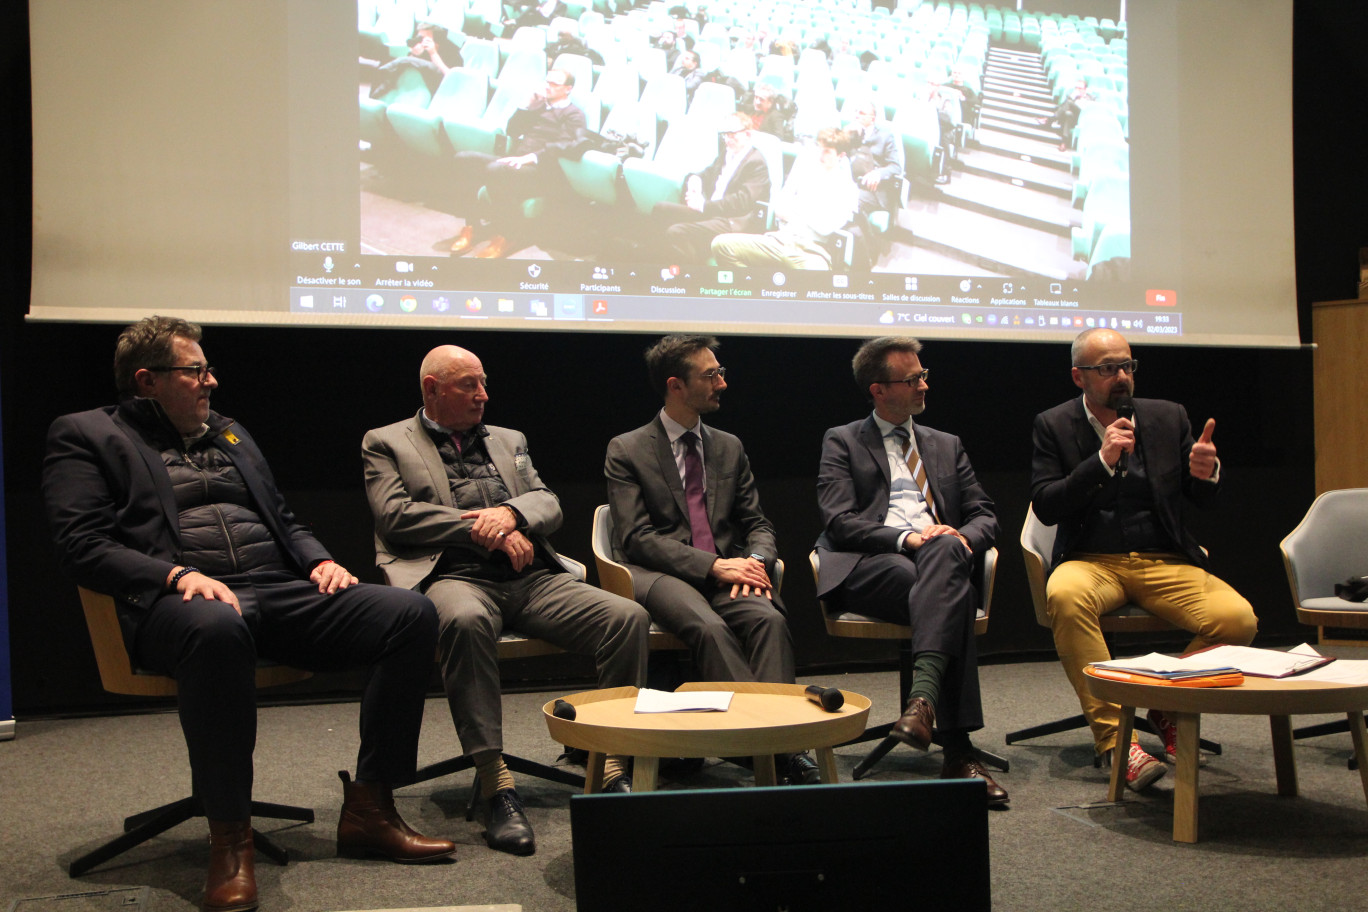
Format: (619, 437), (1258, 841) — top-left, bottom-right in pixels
(682, 432), (716, 554)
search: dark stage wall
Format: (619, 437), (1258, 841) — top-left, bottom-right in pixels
(2, 3), (1366, 715)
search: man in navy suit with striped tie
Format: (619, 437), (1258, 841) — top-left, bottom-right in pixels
(814, 336), (1007, 803)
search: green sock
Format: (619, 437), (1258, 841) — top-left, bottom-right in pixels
(907, 651), (950, 712)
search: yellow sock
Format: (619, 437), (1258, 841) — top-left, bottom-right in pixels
(603, 755), (629, 786)
(474, 751), (516, 798)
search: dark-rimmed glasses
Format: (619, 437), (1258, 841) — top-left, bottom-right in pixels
(882, 369), (929, 387)
(1076, 359), (1138, 378)
(148, 364), (215, 382)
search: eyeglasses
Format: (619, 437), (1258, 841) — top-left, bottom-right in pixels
(881, 369), (929, 387)
(148, 364), (215, 382)
(696, 367), (728, 383)
(1076, 359), (1139, 378)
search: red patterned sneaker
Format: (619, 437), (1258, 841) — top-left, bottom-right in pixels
(1105, 741), (1166, 792)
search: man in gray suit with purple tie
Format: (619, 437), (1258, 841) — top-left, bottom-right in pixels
(604, 335), (818, 784)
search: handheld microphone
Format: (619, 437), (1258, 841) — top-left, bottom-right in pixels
(804, 685), (844, 712)
(552, 699), (577, 721)
(1114, 396), (1134, 478)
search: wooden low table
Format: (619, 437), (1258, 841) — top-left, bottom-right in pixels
(543, 682), (872, 792)
(1084, 668), (1368, 842)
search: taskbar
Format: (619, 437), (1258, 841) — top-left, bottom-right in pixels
(289, 286), (1182, 337)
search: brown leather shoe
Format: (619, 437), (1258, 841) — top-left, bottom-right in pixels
(474, 235), (509, 258)
(204, 820), (257, 912)
(449, 225), (475, 254)
(336, 771), (456, 864)
(941, 751), (1009, 805)
(890, 696), (935, 751)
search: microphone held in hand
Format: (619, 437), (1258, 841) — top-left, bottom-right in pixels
(804, 685), (844, 712)
(552, 699), (577, 721)
(1114, 395), (1134, 478)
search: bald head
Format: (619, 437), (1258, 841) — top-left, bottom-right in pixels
(1070, 328), (1135, 415)
(421, 345), (488, 431)
(1071, 328), (1127, 366)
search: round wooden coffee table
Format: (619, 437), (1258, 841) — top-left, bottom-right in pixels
(1084, 667), (1368, 842)
(543, 682), (872, 792)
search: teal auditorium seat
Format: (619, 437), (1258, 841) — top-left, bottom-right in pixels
(591, 61), (643, 116)
(892, 99), (940, 186)
(1071, 175), (1129, 262)
(1087, 221), (1130, 280)
(622, 115), (721, 215)
(639, 73), (688, 128)
(461, 37), (502, 82)
(560, 149), (623, 205)
(361, 67), (432, 153)
(387, 67), (490, 159)
(600, 100), (659, 161)
(688, 81), (739, 122)
(1071, 140), (1128, 207)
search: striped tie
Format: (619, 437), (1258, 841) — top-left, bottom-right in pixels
(893, 426), (939, 523)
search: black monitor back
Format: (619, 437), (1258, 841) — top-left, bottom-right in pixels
(571, 778), (990, 912)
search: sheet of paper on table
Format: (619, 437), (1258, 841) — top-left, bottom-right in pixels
(1289, 644), (1368, 685)
(633, 688), (734, 713)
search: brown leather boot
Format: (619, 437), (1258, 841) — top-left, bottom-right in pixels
(204, 820), (257, 912)
(336, 771), (455, 864)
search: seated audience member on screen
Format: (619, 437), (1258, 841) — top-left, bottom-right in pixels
(711, 127), (858, 271)
(1030, 329), (1257, 791)
(846, 99), (904, 217)
(449, 68), (586, 259)
(740, 82), (795, 142)
(651, 112), (770, 263)
(670, 49), (705, 100)
(363, 345), (648, 853)
(504, 0), (566, 30)
(604, 335), (820, 786)
(546, 27), (603, 67)
(1040, 76), (1096, 151)
(42, 316), (454, 912)
(369, 21), (462, 96)
(815, 336), (1008, 804)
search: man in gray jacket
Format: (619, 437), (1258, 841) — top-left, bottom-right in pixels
(363, 345), (648, 856)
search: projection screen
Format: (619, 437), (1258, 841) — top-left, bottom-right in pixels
(28, 0), (1299, 347)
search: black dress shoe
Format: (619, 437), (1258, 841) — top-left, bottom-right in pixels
(602, 775), (632, 793)
(891, 697), (935, 751)
(784, 752), (822, 785)
(484, 788), (536, 856)
(941, 752), (1009, 805)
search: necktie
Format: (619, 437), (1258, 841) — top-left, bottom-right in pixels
(893, 426), (938, 523)
(681, 432), (716, 554)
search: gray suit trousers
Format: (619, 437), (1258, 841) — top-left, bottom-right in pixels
(639, 574), (794, 684)
(426, 569), (649, 756)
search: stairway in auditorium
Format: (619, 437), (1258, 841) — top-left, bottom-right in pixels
(905, 46), (1080, 280)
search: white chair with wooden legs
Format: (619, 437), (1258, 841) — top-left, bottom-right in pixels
(1280, 487), (1368, 767)
(809, 548), (1010, 779)
(70, 587), (315, 877)
(1006, 506), (1222, 758)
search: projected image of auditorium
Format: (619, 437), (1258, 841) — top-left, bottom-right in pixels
(357, 0), (1129, 284)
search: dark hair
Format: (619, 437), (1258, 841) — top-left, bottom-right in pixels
(852, 335), (922, 396)
(114, 315), (203, 395)
(644, 334), (720, 398)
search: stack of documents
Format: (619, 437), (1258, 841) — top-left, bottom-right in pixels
(1091, 643), (1343, 687)
(1088, 656), (1244, 688)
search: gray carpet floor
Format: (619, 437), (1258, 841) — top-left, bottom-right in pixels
(3, 660), (1367, 912)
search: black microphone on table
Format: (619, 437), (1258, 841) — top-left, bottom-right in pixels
(804, 685), (844, 712)
(552, 699), (576, 721)
(1114, 395), (1134, 478)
